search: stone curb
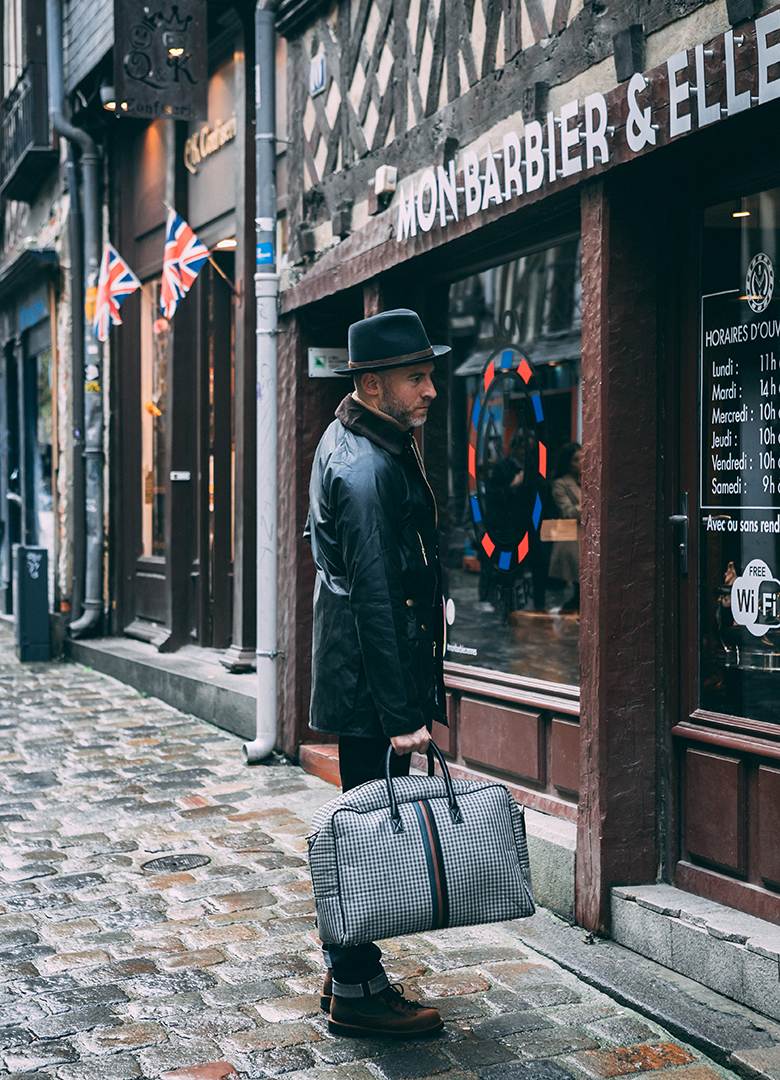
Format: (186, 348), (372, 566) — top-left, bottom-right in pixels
(505, 914), (780, 1077)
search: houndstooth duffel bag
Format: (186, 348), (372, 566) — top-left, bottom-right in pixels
(307, 742), (535, 947)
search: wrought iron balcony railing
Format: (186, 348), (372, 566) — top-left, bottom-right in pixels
(1, 61), (58, 203)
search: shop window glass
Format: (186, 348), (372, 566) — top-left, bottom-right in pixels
(140, 280), (168, 558)
(35, 347), (53, 604)
(700, 187), (780, 721)
(429, 237), (582, 685)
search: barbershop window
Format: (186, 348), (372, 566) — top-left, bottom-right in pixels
(700, 186), (780, 721)
(428, 237), (582, 686)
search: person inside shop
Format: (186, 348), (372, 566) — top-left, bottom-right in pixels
(487, 425), (528, 538)
(549, 442), (581, 613)
(304, 308), (449, 1039)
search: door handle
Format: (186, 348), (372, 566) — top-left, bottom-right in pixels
(668, 493), (688, 576)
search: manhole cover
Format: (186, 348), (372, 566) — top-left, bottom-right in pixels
(141, 853), (211, 874)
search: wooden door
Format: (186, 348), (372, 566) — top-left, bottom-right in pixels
(673, 185), (780, 924)
(124, 278), (170, 643)
(0, 342), (21, 613)
(193, 258), (234, 648)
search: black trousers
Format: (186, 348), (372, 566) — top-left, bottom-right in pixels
(322, 734), (411, 995)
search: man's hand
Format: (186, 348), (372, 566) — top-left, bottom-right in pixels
(390, 726), (430, 756)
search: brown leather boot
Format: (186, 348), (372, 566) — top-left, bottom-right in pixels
(320, 968), (332, 1013)
(328, 984), (443, 1038)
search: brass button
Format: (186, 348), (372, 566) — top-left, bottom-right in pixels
(406, 599), (414, 607)
(421, 624), (426, 631)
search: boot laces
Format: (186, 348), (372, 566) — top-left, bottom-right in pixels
(383, 984), (422, 1013)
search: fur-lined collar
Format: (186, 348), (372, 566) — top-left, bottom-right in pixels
(335, 394), (410, 457)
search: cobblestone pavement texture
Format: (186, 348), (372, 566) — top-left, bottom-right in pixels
(0, 621), (743, 1080)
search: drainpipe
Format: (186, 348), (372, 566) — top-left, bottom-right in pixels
(46, 0), (103, 638)
(65, 144), (85, 623)
(243, 0), (279, 763)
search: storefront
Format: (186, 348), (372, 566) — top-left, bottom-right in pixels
(110, 13), (258, 666)
(0, 251), (59, 615)
(277, 0), (780, 930)
(672, 173), (780, 923)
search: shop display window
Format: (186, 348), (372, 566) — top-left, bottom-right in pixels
(35, 346), (53, 604)
(700, 188), (780, 720)
(428, 237), (582, 686)
(140, 279), (168, 559)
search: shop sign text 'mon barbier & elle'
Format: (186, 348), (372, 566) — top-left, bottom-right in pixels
(395, 7), (780, 241)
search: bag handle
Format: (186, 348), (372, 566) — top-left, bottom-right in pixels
(385, 740), (463, 834)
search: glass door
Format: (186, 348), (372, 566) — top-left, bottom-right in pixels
(674, 187), (780, 921)
(131, 278), (169, 632)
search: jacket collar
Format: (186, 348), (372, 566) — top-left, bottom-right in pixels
(335, 394), (410, 457)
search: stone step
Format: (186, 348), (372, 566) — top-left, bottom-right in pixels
(612, 884), (780, 1022)
(66, 635), (257, 740)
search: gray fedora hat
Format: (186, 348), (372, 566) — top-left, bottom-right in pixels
(334, 308), (450, 375)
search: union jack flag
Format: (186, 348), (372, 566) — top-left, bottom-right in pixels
(93, 243), (141, 342)
(160, 209), (210, 319)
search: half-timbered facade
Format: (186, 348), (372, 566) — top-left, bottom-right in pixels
(275, 0), (780, 938)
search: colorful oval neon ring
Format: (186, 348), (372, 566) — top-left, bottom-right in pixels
(467, 347), (548, 575)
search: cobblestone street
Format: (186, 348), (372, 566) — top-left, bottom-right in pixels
(0, 621), (745, 1080)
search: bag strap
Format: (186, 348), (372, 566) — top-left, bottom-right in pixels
(385, 740), (463, 834)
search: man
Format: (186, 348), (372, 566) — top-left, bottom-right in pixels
(305, 308), (449, 1038)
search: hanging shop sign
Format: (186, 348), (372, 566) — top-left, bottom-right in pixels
(114, 0), (208, 121)
(184, 115), (238, 175)
(396, 8), (780, 242)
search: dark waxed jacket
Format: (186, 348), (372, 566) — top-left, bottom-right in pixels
(305, 394), (447, 739)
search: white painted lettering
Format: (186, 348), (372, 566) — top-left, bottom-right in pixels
(396, 180), (417, 241)
(757, 10), (780, 104)
(667, 50), (692, 137)
(437, 161), (458, 226)
(525, 121), (545, 191)
(584, 93), (609, 168)
(546, 110), (557, 183)
(503, 131), (523, 199)
(481, 145), (504, 209)
(626, 73), (657, 151)
(463, 150), (482, 215)
(695, 43), (721, 125)
(559, 99), (582, 177)
(416, 169), (437, 232)
(725, 30), (751, 115)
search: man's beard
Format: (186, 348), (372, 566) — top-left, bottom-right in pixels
(377, 388), (428, 428)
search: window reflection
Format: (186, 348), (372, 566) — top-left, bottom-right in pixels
(431, 238), (582, 686)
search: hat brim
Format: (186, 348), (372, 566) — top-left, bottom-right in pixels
(333, 343), (451, 375)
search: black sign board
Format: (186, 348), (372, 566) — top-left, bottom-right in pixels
(114, 0), (208, 121)
(14, 546), (50, 662)
(700, 289), (780, 514)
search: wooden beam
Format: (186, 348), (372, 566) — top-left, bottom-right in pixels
(576, 174), (658, 933)
(363, 279), (385, 316)
(394, 0), (409, 137)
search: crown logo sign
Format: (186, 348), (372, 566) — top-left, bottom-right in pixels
(125, 1), (198, 89)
